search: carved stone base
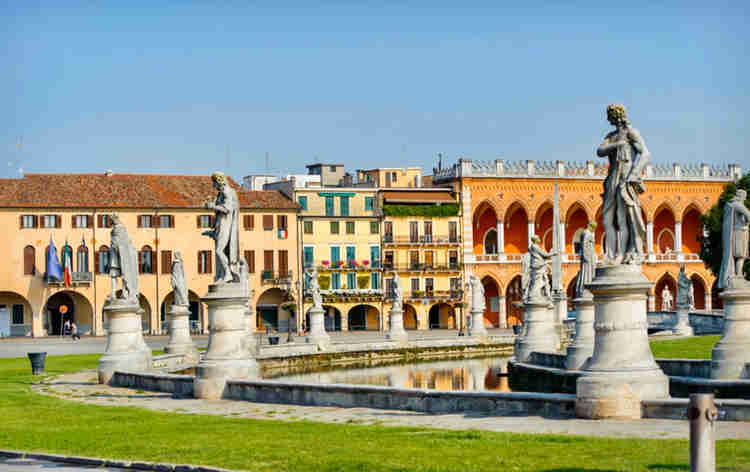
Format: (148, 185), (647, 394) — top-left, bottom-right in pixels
(565, 294), (595, 370)
(672, 304), (694, 337)
(98, 302), (152, 384)
(164, 304), (199, 363)
(711, 287), (750, 379)
(386, 308), (408, 344)
(243, 307), (257, 355)
(576, 264), (668, 419)
(305, 306), (331, 349)
(515, 299), (556, 362)
(468, 308), (488, 339)
(194, 283), (258, 400)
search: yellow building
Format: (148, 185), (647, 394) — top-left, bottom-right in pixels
(0, 173), (299, 338)
(356, 168), (423, 188)
(380, 188), (463, 330)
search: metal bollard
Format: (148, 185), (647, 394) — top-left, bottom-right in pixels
(688, 393), (718, 472)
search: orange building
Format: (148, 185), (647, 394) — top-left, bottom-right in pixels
(433, 159), (742, 327)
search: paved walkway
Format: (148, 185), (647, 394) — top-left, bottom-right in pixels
(0, 457), (127, 472)
(35, 370), (750, 440)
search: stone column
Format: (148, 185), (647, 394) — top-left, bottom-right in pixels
(194, 283), (258, 400)
(675, 221), (683, 253)
(164, 304), (199, 363)
(306, 305), (331, 349)
(527, 220), (535, 245)
(496, 220), (505, 253)
(386, 305), (408, 344)
(646, 221), (654, 254)
(469, 306), (488, 339)
(648, 291), (656, 312)
(98, 302), (152, 384)
(565, 293), (595, 370)
(672, 303), (694, 336)
(576, 265), (669, 419)
(244, 304), (257, 355)
(705, 293), (712, 311)
(515, 299), (557, 362)
(711, 287), (750, 379)
(497, 295), (507, 328)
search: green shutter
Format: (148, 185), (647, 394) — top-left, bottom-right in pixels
(331, 247), (340, 264)
(325, 196), (334, 216)
(298, 196), (308, 210)
(347, 272), (356, 289)
(340, 196), (349, 216)
(346, 246), (355, 265)
(365, 197), (373, 211)
(304, 247), (314, 268)
(370, 246), (380, 268)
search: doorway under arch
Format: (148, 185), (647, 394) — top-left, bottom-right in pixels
(348, 304), (380, 331)
(0, 291), (34, 337)
(44, 291), (94, 336)
(403, 304), (418, 329)
(505, 275), (524, 325)
(160, 290), (202, 332)
(428, 303), (455, 329)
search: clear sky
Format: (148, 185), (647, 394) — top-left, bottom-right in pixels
(3, 1), (748, 180)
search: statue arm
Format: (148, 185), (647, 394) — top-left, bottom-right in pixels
(626, 128), (650, 181)
(735, 201), (750, 220)
(597, 132), (624, 157)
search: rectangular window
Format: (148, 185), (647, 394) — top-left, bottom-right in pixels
(340, 196), (350, 216)
(24, 246), (35, 275)
(264, 250), (274, 271)
(279, 250), (288, 276)
(384, 221), (393, 241)
(76, 248), (89, 272)
(424, 251), (434, 268)
(425, 278), (434, 294)
(74, 215), (91, 228)
(161, 251), (172, 274)
(409, 221), (418, 243)
(347, 272), (356, 290)
(304, 221), (313, 234)
(140, 250), (153, 274)
(98, 250), (110, 274)
(331, 272), (341, 290)
(98, 215), (112, 228)
(346, 221), (355, 234)
(42, 215), (60, 228)
(21, 215), (36, 228)
(263, 215), (274, 230)
(392, 171), (397, 183)
(411, 278), (420, 292)
(370, 221), (378, 234)
(198, 250), (211, 274)
(245, 250), (255, 273)
(449, 250), (458, 268)
(371, 272), (381, 290)
(12, 304), (23, 325)
(449, 221), (458, 242)
(346, 246), (355, 266)
(298, 196), (308, 210)
(424, 221), (433, 242)
(410, 251), (420, 269)
(365, 196), (374, 211)
(330, 221), (339, 234)
(303, 247), (314, 268)
(384, 251), (393, 269)
(450, 277), (461, 293)
(370, 246), (380, 268)
(330, 246), (341, 265)
(325, 196), (334, 216)
(243, 214), (255, 230)
(138, 215), (153, 228)
(198, 215), (212, 228)
(158, 215), (173, 228)
(277, 215), (288, 230)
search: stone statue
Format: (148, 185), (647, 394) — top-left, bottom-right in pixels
(718, 189), (750, 289)
(307, 267), (323, 309)
(392, 271), (403, 312)
(661, 286), (673, 311)
(575, 222), (597, 298)
(527, 235), (555, 301)
(521, 253), (531, 302)
(202, 171), (241, 284)
(468, 273), (485, 312)
(597, 104), (650, 265)
(108, 213), (139, 304)
(677, 265), (694, 309)
(171, 250), (188, 307)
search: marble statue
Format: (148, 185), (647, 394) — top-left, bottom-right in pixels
(597, 104), (650, 265)
(468, 273), (485, 312)
(661, 286), (673, 311)
(527, 235), (555, 301)
(202, 171), (241, 284)
(521, 253), (531, 302)
(575, 222), (597, 298)
(718, 189), (750, 289)
(307, 267), (323, 309)
(171, 250), (188, 307)
(392, 271), (403, 312)
(677, 265), (694, 308)
(108, 213), (139, 304)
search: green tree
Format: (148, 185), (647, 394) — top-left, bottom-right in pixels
(699, 172), (750, 279)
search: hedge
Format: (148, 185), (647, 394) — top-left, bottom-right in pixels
(383, 203), (459, 217)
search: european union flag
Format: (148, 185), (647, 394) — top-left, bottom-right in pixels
(45, 238), (63, 282)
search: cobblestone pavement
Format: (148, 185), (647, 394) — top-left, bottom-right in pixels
(0, 457), (127, 472)
(34, 371), (750, 440)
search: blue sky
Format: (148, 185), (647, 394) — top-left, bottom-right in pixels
(3, 1), (748, 180)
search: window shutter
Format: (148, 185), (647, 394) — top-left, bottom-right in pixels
(243, 215), (249, 230)
(137, 216), (142, 228)
(197, 252), (202, 273)
(72, 215), (77, 228)
(209, 216), (215, 227)
(196, 215), (201, 228)
(245, 250), (255, 273)
(277, 215), (283, 229)
(154, 215), (160, 228)
(161, 251), (171, 274)
(56, 216), (61, 228)
(98, 215), (103, 228)
(249, 215), (254, 230)
(32, 215), (38, 228)
(19, 215), (23, 229)
(170, 215), (175, 228)
(94, 251), (100, 274)
(207, 251), (212, 273)
(88, 215), (93, 228)
(137, 251), (142, 273)
(152, 249), (158, 274)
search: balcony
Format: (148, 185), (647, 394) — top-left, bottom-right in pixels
(46, 272), (92, 286)
(314, 261), (381, 272)
(383, 234), (461, 246)
(382, 263), (461, 273)
(385, 289), (463, 302)
(261, 270), (293, 285)
(304, 288), (383, 303)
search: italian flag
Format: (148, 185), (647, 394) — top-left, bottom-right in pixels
(63, 251), (72, 287)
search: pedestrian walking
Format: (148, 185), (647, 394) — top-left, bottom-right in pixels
(70, 321), (80, 341)
(63, 319), (71, 336)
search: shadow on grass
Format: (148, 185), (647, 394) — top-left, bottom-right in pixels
(646, 466), (689, 471)
(541, 469), (618, 472)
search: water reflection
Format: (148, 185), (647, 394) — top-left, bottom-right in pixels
(276, 357), (512, 392)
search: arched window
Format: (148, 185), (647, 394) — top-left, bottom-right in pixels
(139, 245), (154, 274)
(77, 245), (89, 272)
(23, 245), (35, 275)
(97, 246), (110, 274)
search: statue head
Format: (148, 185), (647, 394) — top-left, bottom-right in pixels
(587, 222), (597, 231)
(174, 250), (182, 262)
(211, 171), (228, 189)
(737, 189), (747, 201)
(110, 213), (121, 225)
(606, 104), (628, 126)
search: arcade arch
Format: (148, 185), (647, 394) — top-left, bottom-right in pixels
(428, 303), (455, 329)
(44, 290), (94, 336)
(347, 304), (379, 331)
(690, 274), (706, 310)
(505, 275), (524, 326)
(655, 273), (677, 312)
(481, 276), (500, 327)
(0, 292), (34, 336)
(257, 288), (292, 331)
(473, 201), (498, 255)
(504, 202), (529, 254)
(403, 303), (418, 330)
(160, 290), (203, 332)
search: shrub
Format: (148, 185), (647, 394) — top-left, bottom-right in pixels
(383, 203), (459, 217)
(357, 275), (370, 289)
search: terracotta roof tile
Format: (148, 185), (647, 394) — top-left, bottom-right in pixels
(0, 173), (298, 210)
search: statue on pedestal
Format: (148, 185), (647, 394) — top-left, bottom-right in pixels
(203, 171), (241, 284)
(307, 267), (323, 309)
(661, 286), (673, 311)
(108, 213), (139, 304)
(527, 235), (555, 301)
(718, 189), (750, 289)
(597, 104), (650, 265)
(521, 253), (531, 302)
(677, 265), (694, 309)
(468, 273), (485, 312)
(575, 222), (597, 298)
(171, 250), (188, 307)
(391, 271), (403, 312)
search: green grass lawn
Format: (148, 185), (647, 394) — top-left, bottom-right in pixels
(0, 353), (747, 471)
(650, 335), (721, 360)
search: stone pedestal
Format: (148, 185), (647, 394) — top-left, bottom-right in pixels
(305, 305), (331, 349)
(386, 307), (408, 344)
(468, 308), (488, 339)
(98, 301), (152, 384)
(515, 299), (556, 362)
(552, 293), (568, 323)
(576, 265), (669, 419)
(672, 303), (694, 337)
(565, 294), (595, 370)
(711, 287), (750, 379)
(243, 306), (257, 355)
(164, 304), (199, 363)
(194, 284), (258, 400)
